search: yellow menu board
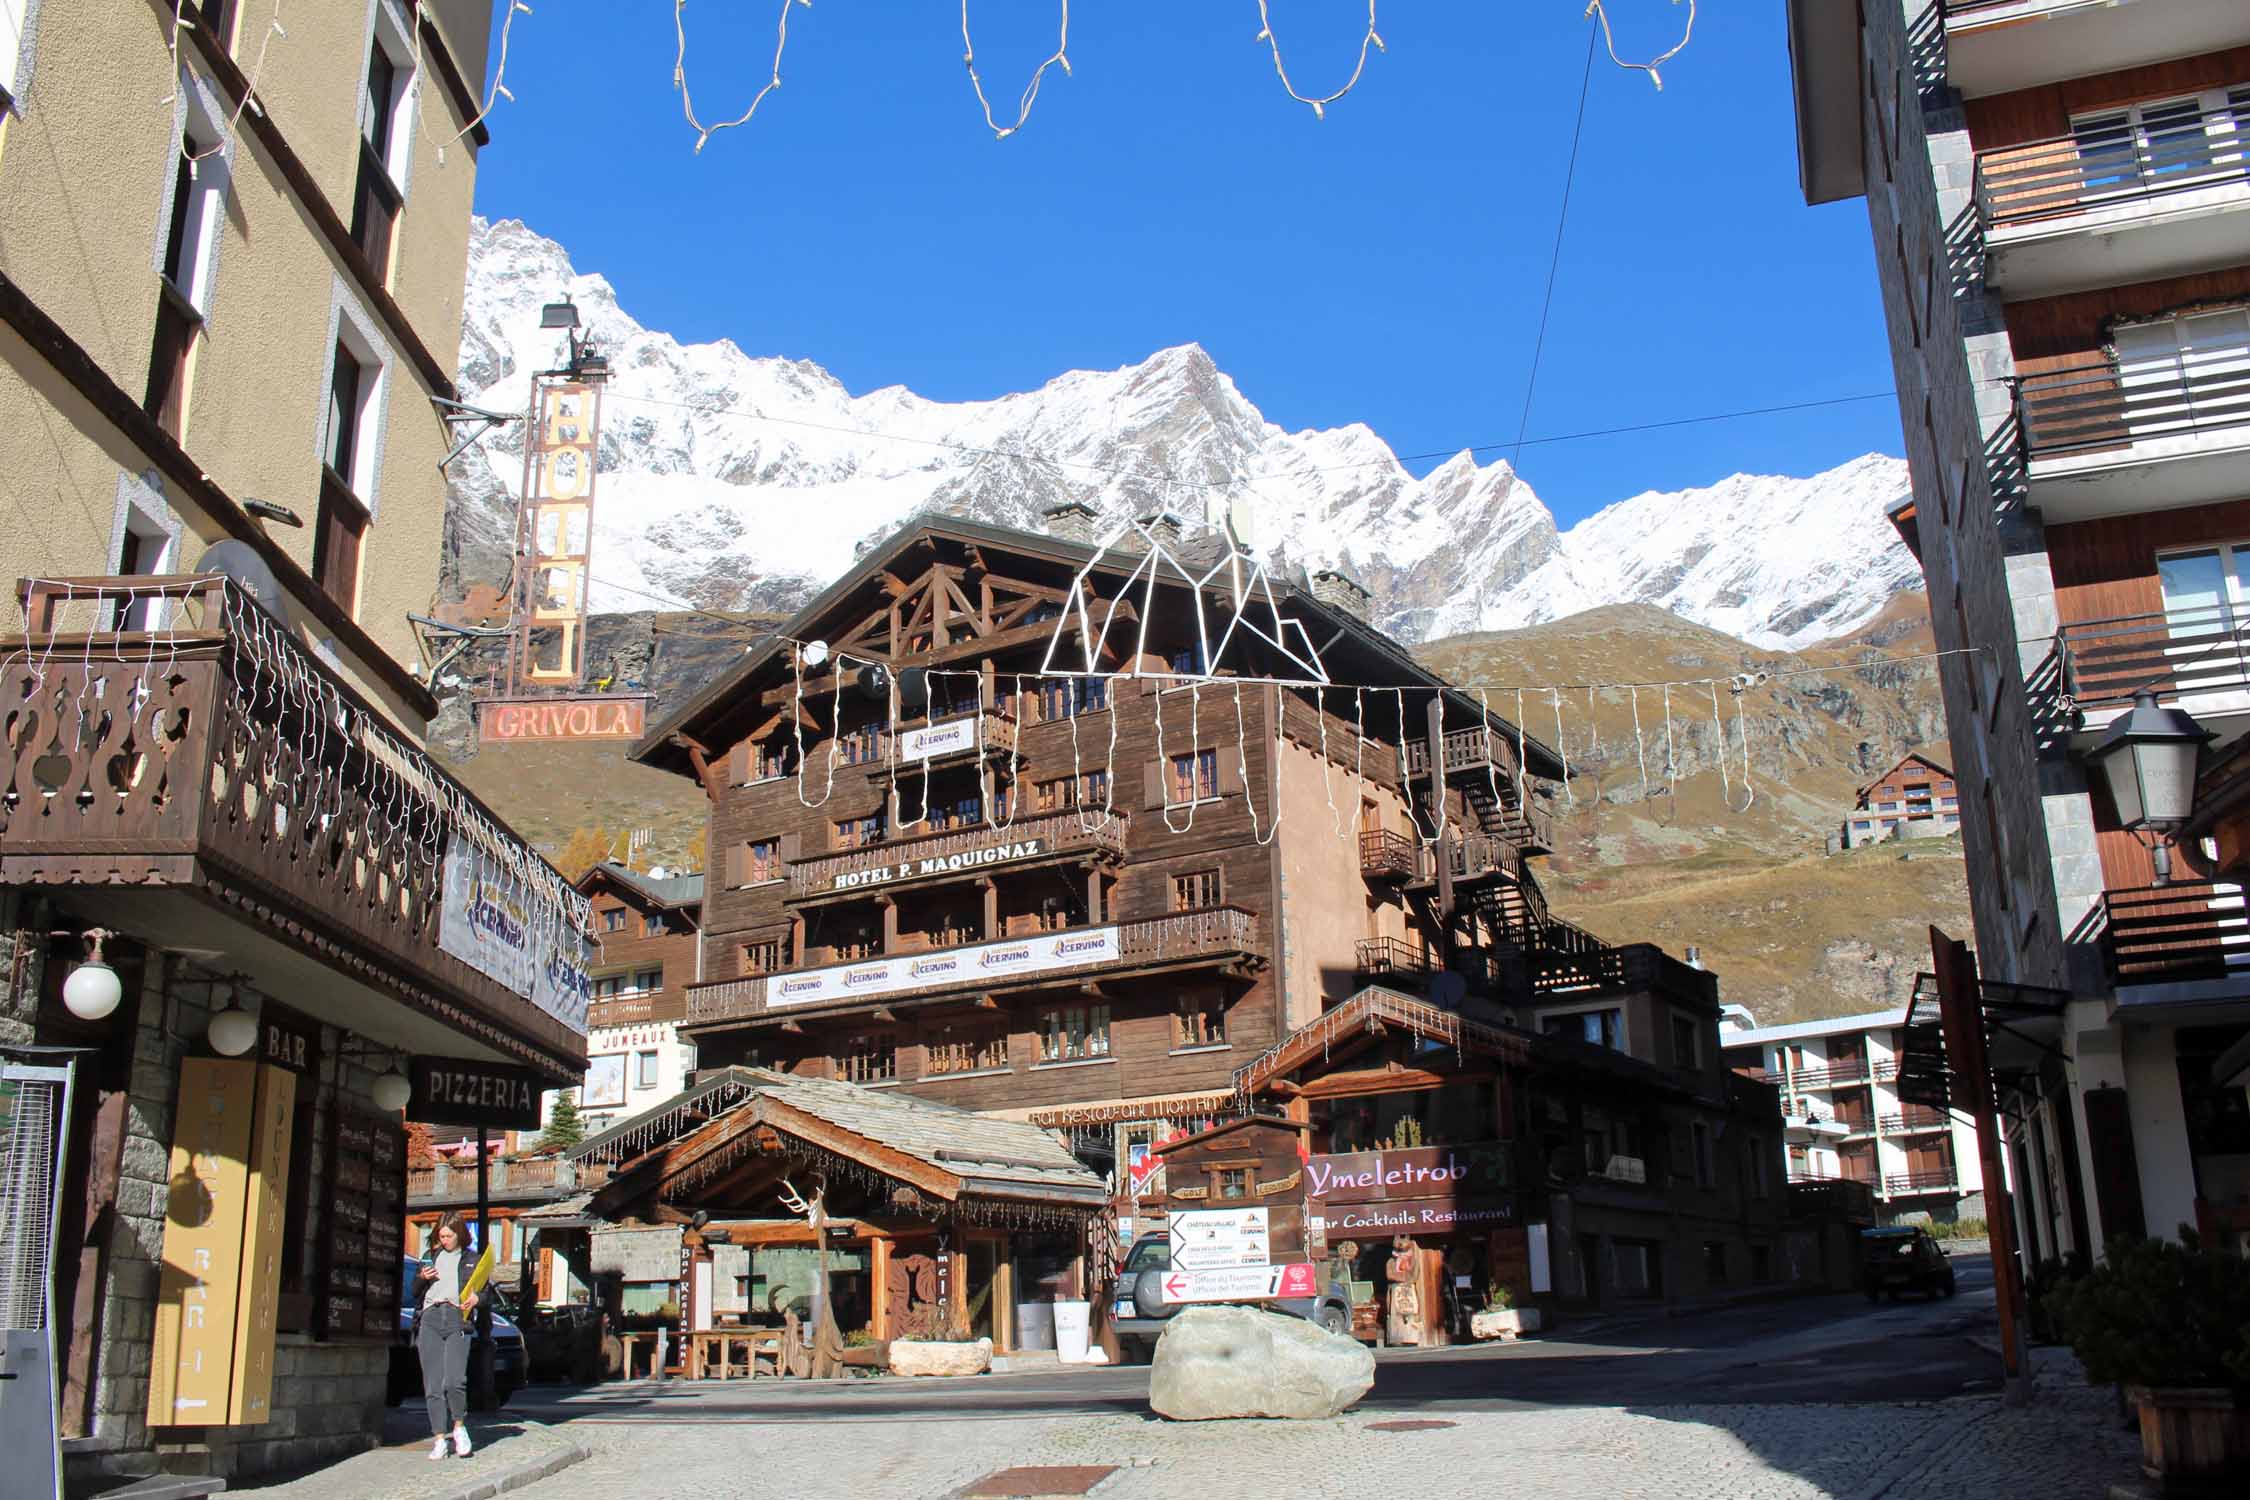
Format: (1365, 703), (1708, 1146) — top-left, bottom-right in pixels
(148, 1058), (257, 1426)
(227, 1065), (296, 1424)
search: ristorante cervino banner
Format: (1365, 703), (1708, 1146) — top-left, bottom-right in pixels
(438, 843), (592, 1033)
(767, 926), (1122, 1008)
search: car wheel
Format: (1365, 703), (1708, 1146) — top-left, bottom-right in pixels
(1317, 1305), (1350, 1338)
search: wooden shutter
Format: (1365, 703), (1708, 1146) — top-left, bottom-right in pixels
(1144, 761), (1166, 810)
(779, 832), (802, 863)
(725, 842), (749, 889)
(1217, 753), (1245, 797)
(728, 739), (752, 785)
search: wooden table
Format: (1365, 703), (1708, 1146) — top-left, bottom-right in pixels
(617, 1331), (665, 1381)
(687, 1328), (786, 1380)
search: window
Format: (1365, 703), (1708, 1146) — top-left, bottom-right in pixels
(1703, 1241), (1728, 1285)
(2114, 306), (2250, 445)
(1169, 643), (1205, 676)
(1215, 1167), (1249, 1202)
(833, 810), (887, 850)
(1671, 1014), (1701, 1070)
(1170, 749), (1219, 805)
(1174, 994), (1226, 1050)
(1172, 869), (1221, 911)
(829, 924), (880, 962)
(837, 724), (886, 766)
(1034, 770), (1110, 813)
(743, 938), (785, 975)
(1080, 768), (1110, 808)
(756, 741), (797, 780)
(316, 337), (375, 614)
(840, 1032), (896, 1084)
(350, 12), (416, 280)
(114, 504), (176, 631)
(634, 1050), (659, 1090)
(1541, 1007), (1622, 1051)
(147, 127), (224, 438)
(1692, 1121), (1714, 1188)
(744, 837), (782, 884)
(926, 1025), (1008, 1075)
(591, 974), (624, 1000)
(602, 908), (627, 933)
(2069, 88), (2248, 200)
(643, 913), (665, 937)
(632, 967), (662, 994)
(928, 793), (982, 831)
(1036, 1003), (1110, 1063)
(1749, 1135), (1770, 1200)
(1036, 677), (1107, 721)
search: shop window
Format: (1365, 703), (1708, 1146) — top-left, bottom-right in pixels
(1172, 869), (1221, 911)
(927, 1025), (1009, 1075)
(1174, 994), (1226, 1050)
(1036, 1003), (1110, 1063)
(1170, 749), (1219, 805)
(840, 1033), (896, 1084)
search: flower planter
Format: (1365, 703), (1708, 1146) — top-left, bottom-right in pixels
(888, 1337), (993, 1378)
(1469, 1308), (1542, 1342)
(2127, 1386), (2250, 1493)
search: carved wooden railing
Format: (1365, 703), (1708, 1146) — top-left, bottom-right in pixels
(682, 906), (1263, 1026)
(587, 993), (658, 1028)
(788, 808), (1127, 898)
(0, 575), (590, 1072)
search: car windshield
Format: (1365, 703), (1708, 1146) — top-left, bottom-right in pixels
(1122, 1239), (1170, 1274)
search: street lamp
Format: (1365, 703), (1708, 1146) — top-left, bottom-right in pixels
(61, 928), (122, 1022)
(2087, 690), (2213, 884)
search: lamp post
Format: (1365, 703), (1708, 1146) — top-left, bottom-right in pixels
(2086, 691), (2213, 884)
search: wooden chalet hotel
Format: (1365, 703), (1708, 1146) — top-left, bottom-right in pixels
(630, 509), (1788, 1317)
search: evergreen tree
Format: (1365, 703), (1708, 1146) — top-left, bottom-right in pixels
(537, 1089), (586, 1152)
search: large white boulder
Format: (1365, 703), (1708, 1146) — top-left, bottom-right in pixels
(1148, 1306), (1375, 1421)
(888, 1337), (993, 1377)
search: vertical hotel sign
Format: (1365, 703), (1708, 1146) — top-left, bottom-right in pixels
(147, 1058), (294, 1427)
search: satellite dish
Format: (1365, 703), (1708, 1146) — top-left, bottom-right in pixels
(194, 540), (289, 623)
(801, 640), (830, 668)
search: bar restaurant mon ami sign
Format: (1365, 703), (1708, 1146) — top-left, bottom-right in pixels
(409, 1057), (547, 1130)
(767, 925), (1120, 1008)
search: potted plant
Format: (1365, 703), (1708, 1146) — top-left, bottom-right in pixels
(2044, 1231), (2250, 1493)
(1468, 1283), (1542, 1342)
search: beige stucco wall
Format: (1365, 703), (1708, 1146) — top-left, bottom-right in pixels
(1272, 734), (1416, 1028)
(0, 0), (487, 732)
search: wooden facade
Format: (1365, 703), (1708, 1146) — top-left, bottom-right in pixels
(633, 517), (1579, 1132)
(580, 863), (703, 1029)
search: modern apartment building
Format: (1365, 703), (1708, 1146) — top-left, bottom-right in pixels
(0, 4), (591, 1489)
(1722, 1009), (1991, 1223)
(1785, 0), (2250, 1262)
(631, 510), (1735, 1175)
(1842, 752), (1963, 848)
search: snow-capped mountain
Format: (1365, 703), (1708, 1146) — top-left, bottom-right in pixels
(448, 217), (1920, 647)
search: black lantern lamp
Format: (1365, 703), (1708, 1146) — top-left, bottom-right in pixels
(2087, 691), (2213, 884)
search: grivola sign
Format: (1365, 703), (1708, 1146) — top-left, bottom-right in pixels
(409, 1057), (546, 1129)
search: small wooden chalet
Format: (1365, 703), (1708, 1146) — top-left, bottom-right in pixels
(568, 1067), (1107, 1356)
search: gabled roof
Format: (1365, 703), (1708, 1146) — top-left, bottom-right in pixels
(629, 512), (1566, 780)
(577, 861), (704, 911)
(576, 1066), (1106, 1211)
(1856, 751), (1954, 805)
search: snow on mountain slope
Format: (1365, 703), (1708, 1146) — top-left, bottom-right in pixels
(447, 217), (1920, 647)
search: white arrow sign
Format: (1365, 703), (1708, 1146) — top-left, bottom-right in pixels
(1160, 1264), (1320, 1305)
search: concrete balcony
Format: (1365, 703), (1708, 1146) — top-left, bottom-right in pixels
(2055, 605), (2250, 728)
(2016, 346), (2250, 521)
(1883, 1169), (1959, 1197)
(682, 906), (1265, 1029)
(0, 575), (589, 1079)
(788, 807), (1126, 902)
(1783, 1104), (1851, 1141)
(1976, 118), (2250, 298)
(1943, 1), (2250, 100)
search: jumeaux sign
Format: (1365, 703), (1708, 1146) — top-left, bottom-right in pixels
(828, 836), (1048, 891)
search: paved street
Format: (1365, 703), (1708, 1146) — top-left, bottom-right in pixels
(436, 1252), (2141, 1499)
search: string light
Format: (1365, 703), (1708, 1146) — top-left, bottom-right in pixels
(962, 0), (1071, 140)
(410, 0), (533, 164)
(1253, 0), (1385, 122)
(167, 0), (286, 164)
(1587, 0), (1697, 92)
(674, 0), (806, 155)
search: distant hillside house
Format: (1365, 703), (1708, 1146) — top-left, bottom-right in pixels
(1843, 752), (1959, 849)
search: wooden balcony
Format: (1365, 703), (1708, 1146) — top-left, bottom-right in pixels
(683, 906), (1264, 1028)
(587, 993), (658, 1028)
(2098, 880), (2250, 988)
(1404, 728), (1554, 849)
(1357, 829), (1418, 884)
(788, 808), (1127, 901)
(0, 576), (589, 1078)
(2057, 605), (2250, 716)
(1527, 943), (1718, 1008)
(876, 709), (1019, 771)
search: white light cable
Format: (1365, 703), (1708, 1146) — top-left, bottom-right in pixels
(674, 0), (805, 154)
(962, 0), (1071, 139)
(1587, 0), (1697, 91)
(1254, 0), (1386, 121)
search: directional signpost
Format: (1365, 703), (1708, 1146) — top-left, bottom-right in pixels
(1168, 1208), (1271, 1271)
(1160, 1263), (1319, 1305)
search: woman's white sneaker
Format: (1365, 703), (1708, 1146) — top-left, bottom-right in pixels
(452, 1425), (473, 1458)
(428, 1437), (448, 1461)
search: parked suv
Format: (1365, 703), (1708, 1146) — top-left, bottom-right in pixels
(389, 1256), (528, 1408)
(1110, 1234), (1355, 1362)
(1859, 1225), (1957, 1302)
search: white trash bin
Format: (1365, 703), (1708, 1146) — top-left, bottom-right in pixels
(1015, 1301), (1055, 1351)
(1053, 1299), (1091, 1363)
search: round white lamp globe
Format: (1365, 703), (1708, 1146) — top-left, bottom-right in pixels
(207, 1003), (258, 1058)
(62, 960), (123, 1022)
(371, 1067), (412, 1113)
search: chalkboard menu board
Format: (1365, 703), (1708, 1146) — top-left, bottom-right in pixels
(317, 1112), (406, 1340)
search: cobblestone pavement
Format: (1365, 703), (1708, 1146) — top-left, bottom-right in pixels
(500, 1345), (2138, 1500)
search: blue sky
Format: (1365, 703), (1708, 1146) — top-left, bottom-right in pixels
(468, 2), (1894, 527)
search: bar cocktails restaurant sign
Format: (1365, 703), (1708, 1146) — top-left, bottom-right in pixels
(1305, 1142), (1515, 1238)
(767, 926), (1121, 1008)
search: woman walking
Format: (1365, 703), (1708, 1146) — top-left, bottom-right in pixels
(414, 1214), (480, 1460)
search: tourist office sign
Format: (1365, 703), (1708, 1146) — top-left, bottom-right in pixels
(1304, 1142), (1515, 1239)
(1160, 1263), (1319, 1305)
(766, 925), (1121, 1008)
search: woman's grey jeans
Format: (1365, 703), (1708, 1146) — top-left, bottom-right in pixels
(416, 1301), (471, 1435)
